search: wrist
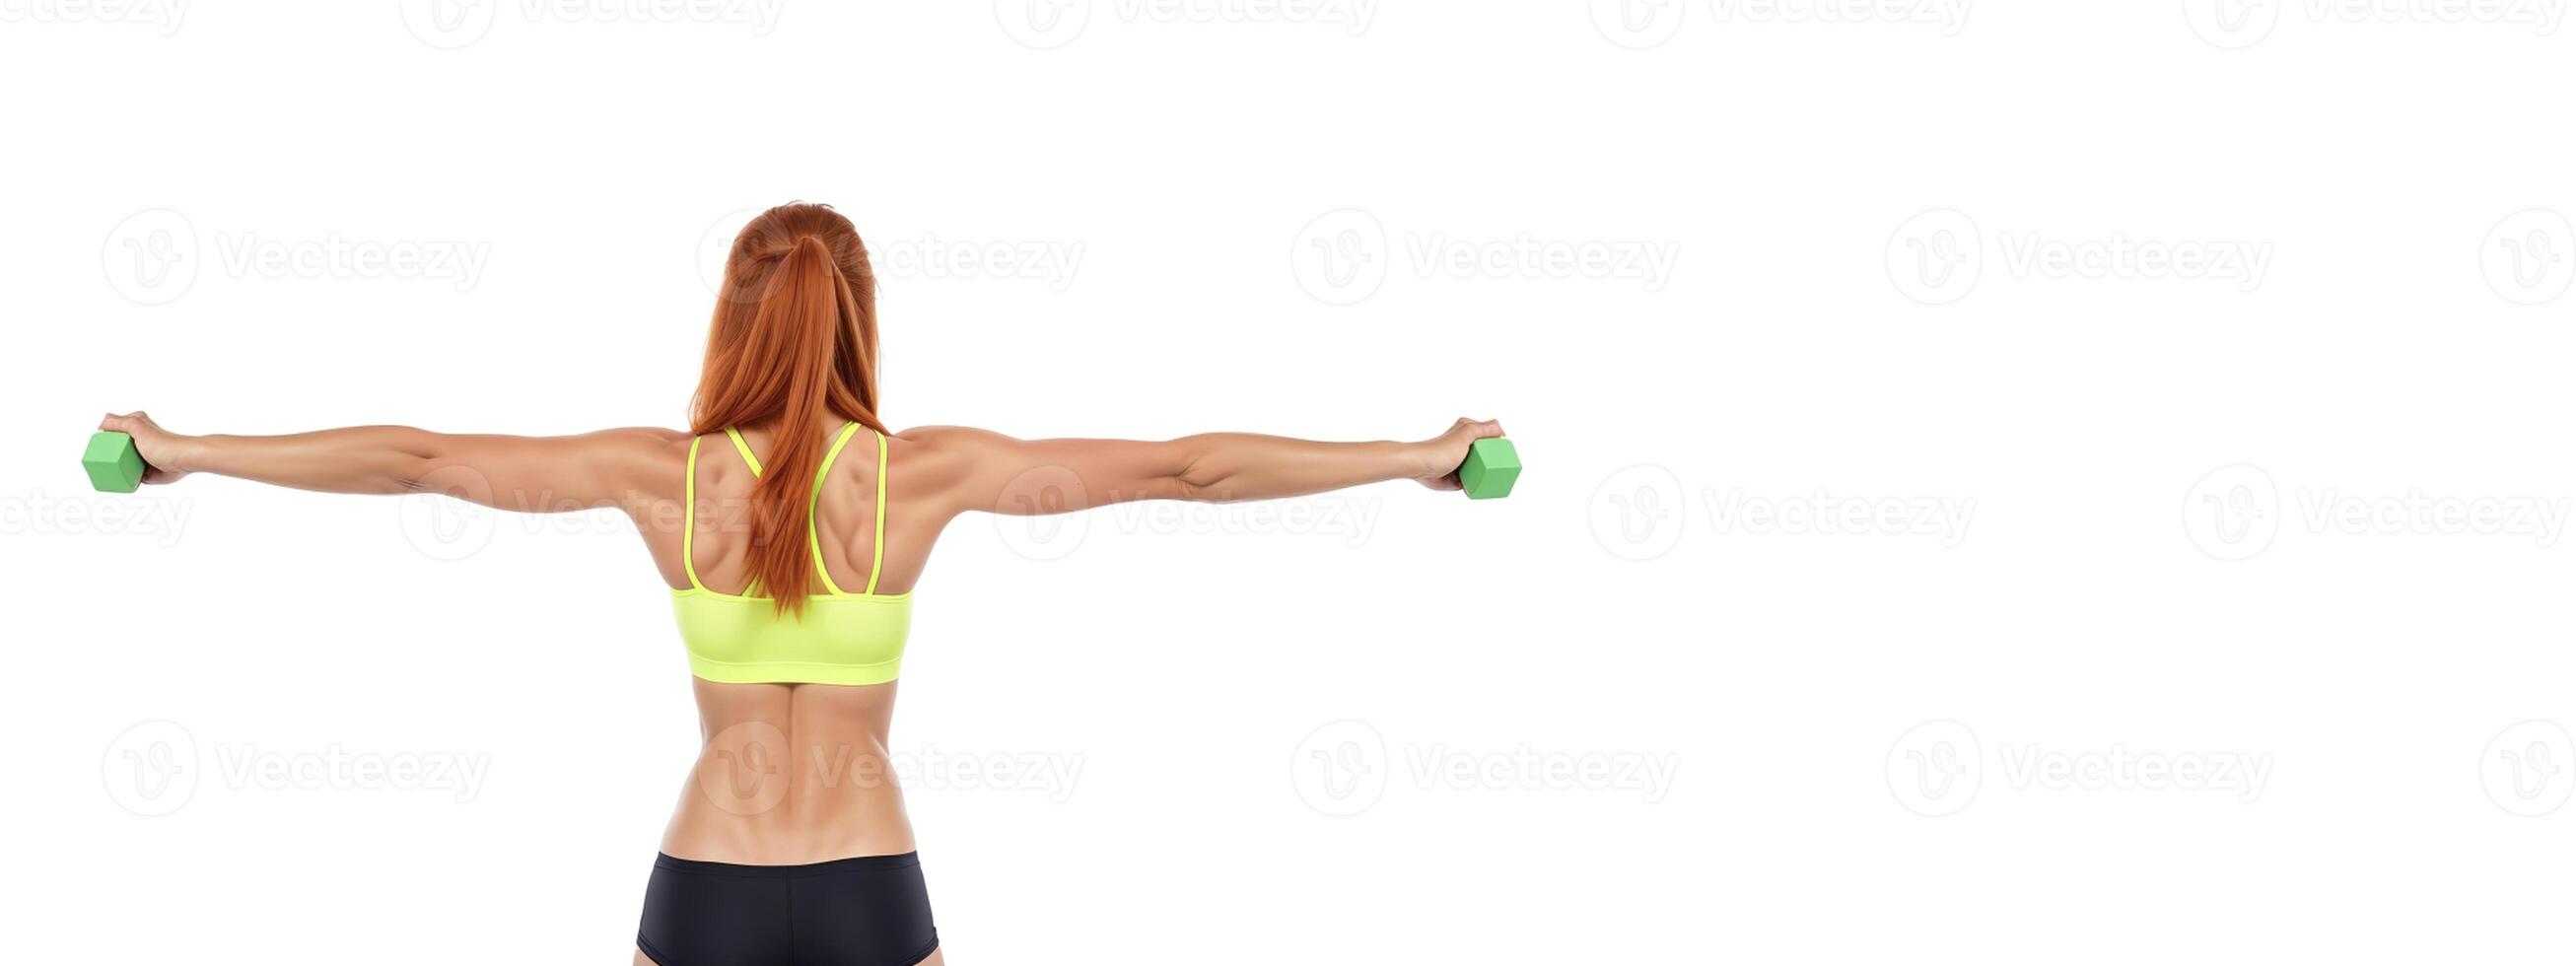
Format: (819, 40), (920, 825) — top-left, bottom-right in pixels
(162, 434), (211, 474)
(1392, 438), (1440, 480)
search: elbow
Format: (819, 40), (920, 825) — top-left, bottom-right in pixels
(1169, 466), (1247, 503)
(386, 451), (448, 495)
(1169, 448), (1236, 502)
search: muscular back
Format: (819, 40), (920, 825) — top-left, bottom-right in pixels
(645, 424), (955, 864)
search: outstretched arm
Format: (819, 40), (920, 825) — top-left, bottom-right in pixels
(96, 411), (683, 514)
(916, 417), (1506, 517)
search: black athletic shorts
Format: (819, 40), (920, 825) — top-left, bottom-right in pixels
(637, 852), (939, 966)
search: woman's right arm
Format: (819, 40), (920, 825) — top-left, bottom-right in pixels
(914, 418), (1506, 517)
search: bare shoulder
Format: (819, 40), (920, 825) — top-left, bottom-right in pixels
(594, 427), (695, 461)
(886, 426), (1013, 510)
(898, 425), (1015, 450)
(889, 423), (1011, 472)
(580, 427), (695, 494)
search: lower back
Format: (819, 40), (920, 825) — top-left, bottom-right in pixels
(660, 677), (917, 864)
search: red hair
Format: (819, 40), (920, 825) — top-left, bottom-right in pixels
(691, 202), (886, 614)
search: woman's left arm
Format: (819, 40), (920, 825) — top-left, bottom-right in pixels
(97, 411), (684, 513)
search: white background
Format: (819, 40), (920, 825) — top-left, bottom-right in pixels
(5, 1), (2575, 962)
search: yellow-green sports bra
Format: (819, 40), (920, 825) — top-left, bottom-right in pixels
(672, 422), (912, 687)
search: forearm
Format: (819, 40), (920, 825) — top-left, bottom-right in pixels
(172, 426), (446, 495)
(1168, 434), (1426, 502)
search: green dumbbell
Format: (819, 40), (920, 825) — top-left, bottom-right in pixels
(1457, 437), (1520, 500)
(83, 432), (149, 493)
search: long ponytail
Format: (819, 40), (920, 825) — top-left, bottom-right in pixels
(691, 203), (885, 615)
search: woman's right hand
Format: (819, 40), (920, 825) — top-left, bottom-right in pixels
(1410, 417), (1506, 492)
(98, 411), (195, 485)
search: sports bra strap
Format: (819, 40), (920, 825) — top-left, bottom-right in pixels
(867, 428), (888, 594)
(724, 427), (764, 476)
(681, 435), (707, 591)
(691, 422), (887, 597)
(809, 422), (864, 595)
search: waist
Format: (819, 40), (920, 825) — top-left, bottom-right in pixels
(654, 851), (921, 877)
(665, 682), (915, 863)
